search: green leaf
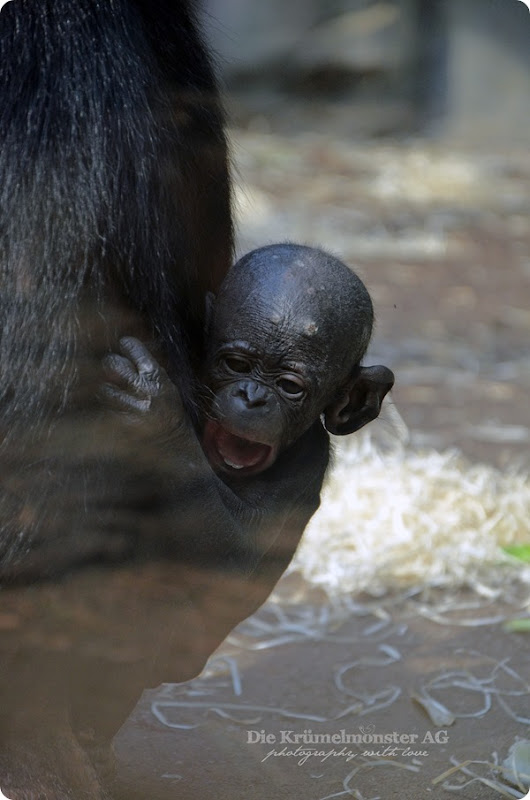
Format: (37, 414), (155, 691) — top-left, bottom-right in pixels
(502, 544), (530, 562)
(503, 618), (530, 633)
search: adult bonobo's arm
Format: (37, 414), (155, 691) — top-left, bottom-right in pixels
(102, 337), (328, 583)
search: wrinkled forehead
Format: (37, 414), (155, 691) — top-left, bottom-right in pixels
(210, 245), (373, 369)
(211, 277), (355, 373)
(213, 271), (330, 339)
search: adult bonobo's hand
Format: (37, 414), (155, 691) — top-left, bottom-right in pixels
(102, 337), (184, 434)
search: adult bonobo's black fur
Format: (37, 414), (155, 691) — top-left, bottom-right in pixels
(0, 2), (237, 798)
(0, 0), (231, 580)
(104, 244), (395, 570)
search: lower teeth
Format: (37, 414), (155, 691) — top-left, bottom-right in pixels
(224, 458), (244, 469)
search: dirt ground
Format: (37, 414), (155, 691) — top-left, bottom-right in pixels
(114, 581), (530, 800)
(111, 133), (530, 800)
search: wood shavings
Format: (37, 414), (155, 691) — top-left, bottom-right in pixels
(410, 690), (456, 727)
(502, 739), (530, 793)
(151, 698), (369, 729)
(413, 652), (530, 727)
(227, 599), (406, 650)
(319, 758), (420, 800)
(291, 428), (530, 596)
(433, 752), (529, 797)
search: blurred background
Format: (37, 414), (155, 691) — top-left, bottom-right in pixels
(202, 0), (530, 141)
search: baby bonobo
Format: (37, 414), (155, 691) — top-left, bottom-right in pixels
(103, 244), (394, 570)
(201, 243), (393, 476)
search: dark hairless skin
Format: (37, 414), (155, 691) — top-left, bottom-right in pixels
(103, 244), (395, 573)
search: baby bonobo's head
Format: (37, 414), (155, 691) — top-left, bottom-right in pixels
(202, 243), (394, 477)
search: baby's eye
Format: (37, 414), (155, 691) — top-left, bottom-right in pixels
(223, 355), (252, 374)
(277, 375), (305, 399)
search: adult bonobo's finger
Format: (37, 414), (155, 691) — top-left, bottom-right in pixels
(102, 353), (139, 387)
(119, 337), (159, 378)
(100, 383), (151, 413)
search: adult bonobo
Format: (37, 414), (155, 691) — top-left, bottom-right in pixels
(0, 1), (235, 798)
(0, 2), (392, 798)
(104, 243), (394, 572)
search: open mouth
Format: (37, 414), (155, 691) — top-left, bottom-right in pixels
(202, 420), (276, 476)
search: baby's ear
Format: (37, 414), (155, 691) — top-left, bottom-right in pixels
(324, 365), (394, 436)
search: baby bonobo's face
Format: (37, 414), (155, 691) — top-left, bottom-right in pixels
(202, 300), (329, 476)
(201, 244), (374, 477)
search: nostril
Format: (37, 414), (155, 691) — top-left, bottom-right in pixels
(248, 395), (266, 407)
(234, 381), (268, 407)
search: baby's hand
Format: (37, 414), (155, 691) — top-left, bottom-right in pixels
(102, 337), (184, 432)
